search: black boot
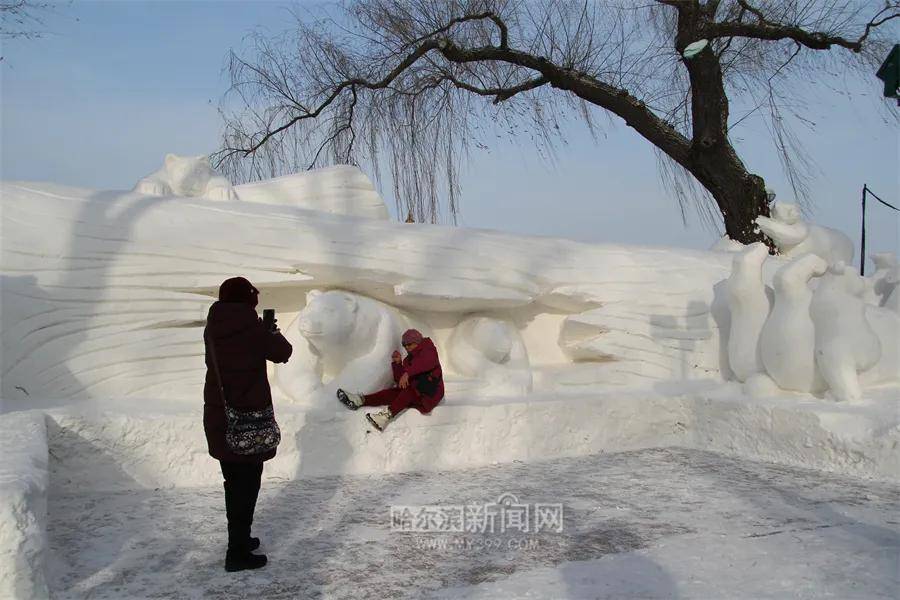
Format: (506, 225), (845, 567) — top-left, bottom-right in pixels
(246, 464), (263, 553)
(221, 462), (267, 571)
(225, 546), (268, 572)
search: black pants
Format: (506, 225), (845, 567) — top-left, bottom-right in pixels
(219, 461), (264, 552)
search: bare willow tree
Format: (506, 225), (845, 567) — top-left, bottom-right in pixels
(215, 0), (898, 242)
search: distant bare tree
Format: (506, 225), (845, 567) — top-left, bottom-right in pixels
(1, 0), (51, 40)
(215, 0), (898, 242)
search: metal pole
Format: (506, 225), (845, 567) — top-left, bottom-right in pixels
(860, 184), (867, 276)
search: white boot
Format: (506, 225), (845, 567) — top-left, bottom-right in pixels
(366, 408), (393, 432)
(336, 389), (364, 410)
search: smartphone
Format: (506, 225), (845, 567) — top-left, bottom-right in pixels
(262, 309), (276, 332)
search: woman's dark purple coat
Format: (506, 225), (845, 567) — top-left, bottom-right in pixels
(203, 301), (292, 463)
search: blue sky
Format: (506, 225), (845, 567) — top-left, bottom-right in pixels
(2, 1), (897, 266)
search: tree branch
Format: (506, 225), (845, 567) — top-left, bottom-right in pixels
(434, 40), (691, 164)
(218, 39), (443, 160)
(734, 0), (766, 23)
(858, 6), (900, 48)
(219, 11), (519, 162)
(712, 1), (900, 52)
(307, 84), (357, 169)
(728, 42), (802, 132)
(406, 10), (508, 50)
(438, 73), (549, 104)
(221, 30), (691, 168)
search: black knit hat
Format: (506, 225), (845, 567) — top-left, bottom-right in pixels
(218, 277), (259, 304)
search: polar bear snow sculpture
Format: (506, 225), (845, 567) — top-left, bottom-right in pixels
(758, 253), (828, 393)
(864, 253), (899, 308)
(755, 203), (853, 265)
(727, 250), (898, 401)
(133, 154), (239, 202)
(725, 243), (773, 382)
(810, 263), (881, 402)
(281, 289), (409, 398)
(272, 329), (324, 402)
(446, 316), (533, 396)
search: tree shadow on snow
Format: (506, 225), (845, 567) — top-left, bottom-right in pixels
(1, 187), (195, 409)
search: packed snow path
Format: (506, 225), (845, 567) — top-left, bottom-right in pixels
(47, 448), (899, 599)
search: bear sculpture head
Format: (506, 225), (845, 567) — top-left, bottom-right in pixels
(297, 290), (359, 354)
(164, 154), (214, 196)
(771, 202), (801, 225)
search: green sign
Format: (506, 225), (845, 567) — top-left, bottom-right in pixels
(876, 44), (899, 99)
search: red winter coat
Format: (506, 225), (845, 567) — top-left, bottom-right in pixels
(392, 337), (444, 413)
(203, 301), (292, 463)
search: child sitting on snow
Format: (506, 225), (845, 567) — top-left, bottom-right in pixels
(336, 329), (444, 431)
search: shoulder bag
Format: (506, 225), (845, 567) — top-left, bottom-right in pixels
(205, 329), (281, 455)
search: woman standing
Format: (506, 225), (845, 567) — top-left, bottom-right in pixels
(203, 277), (292, 572)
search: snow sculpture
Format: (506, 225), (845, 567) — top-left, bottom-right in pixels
(884, 272), (900, 313)
(725, 243), (772, 382)
(743, 371), (783, 398)
(133, 153), (239, 201)
(0, 176), (750, 402)
(860, 305), (900, 385)
(446, 316), (533, 396)
(758, 253), (828, 393)
(809, 262), (881, 402)
(272, 328), (324, 402)
(7, 170), (896, 406)
(280, 290), (409, 398)
(725, 248), (899, 400)
(710, 235), (745, 253)
(234, 165), (389, 219)
(864, 253), (899, 307)
(554, 300), (724, 383)
(755, 203), (853, 265)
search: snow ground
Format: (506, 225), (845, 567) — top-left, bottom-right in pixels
(47, 448), (899, 600)
(0, 411), (49, 598)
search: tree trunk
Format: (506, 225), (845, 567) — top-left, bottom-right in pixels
(672, 1), (774, 248)
(688, 145), (773, 247)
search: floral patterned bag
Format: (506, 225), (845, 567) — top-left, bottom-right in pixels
(223, 404), (281, 455)
(205, 330), (281, 455)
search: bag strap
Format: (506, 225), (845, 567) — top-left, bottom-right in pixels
(411, 366), (439, 381)
(204, 329), (228, 408)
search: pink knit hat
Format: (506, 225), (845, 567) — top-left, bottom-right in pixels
(401, 329), (424, 345)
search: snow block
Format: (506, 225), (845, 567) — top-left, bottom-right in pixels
(0, 411), (50, 599)
(42, 395), (690, 491)
(686, 388), (900, 481)
(234, 165), (389, 219)
(41, 388), (900, 497)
